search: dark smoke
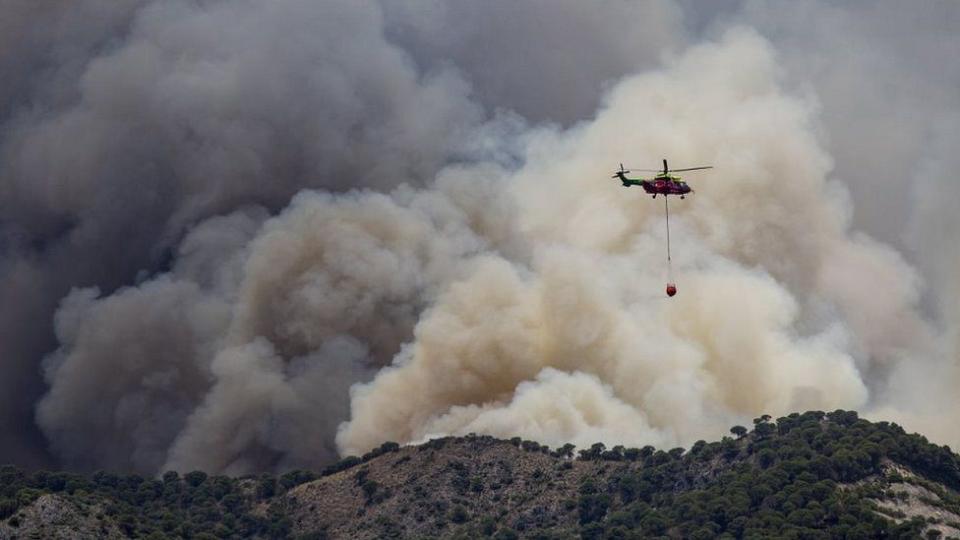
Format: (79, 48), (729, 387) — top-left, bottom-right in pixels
(0, 0), (674, 469)
(0, 0), (480, 467)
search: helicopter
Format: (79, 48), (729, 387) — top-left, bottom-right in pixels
(609, 158), (713, 297)
(612, 159), (712, 199)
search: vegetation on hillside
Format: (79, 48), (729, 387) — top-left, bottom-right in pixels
(2, 411), (959, 539)
(564, 409), (960, 539)
(0, 441), (400, 539)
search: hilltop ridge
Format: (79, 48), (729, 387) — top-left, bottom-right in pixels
(3, 410), (960, 539)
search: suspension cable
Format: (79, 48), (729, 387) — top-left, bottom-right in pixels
(664, 196), (673, 280)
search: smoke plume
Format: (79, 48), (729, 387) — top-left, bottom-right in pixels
(2, 1), (959, 474)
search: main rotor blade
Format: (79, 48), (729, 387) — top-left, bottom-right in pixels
(670, 166), (713, 172)
(622, 168), (661, 172)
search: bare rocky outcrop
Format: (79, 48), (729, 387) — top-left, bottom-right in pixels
(286, 436), (584, 539)
(0, 494), (123, 540)
(869, 463), (960, 539)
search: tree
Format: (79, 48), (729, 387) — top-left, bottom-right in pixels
(279, 470), (316, 490)
(161, 471), (179, 484)
(731, 426), (748, 439)
(640, 512), (668, 535)
(753, 415), (773, 429)
(0, 498), (16, 520)
(757, 449), (776, 469)
(256, 477), (276, 499)
(754, 422), (776, 439)
(379, 441), (400, 453)
(579, 443), (606, 461)
(185, 471), (208, 488)
(578, 494), (610, 524)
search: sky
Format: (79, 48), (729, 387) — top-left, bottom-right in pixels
(1, 0), (958, 474)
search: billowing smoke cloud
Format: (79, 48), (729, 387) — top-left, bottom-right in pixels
(734, 0), (960, 454)
(3, 0), (667, 467)
(4, 1), (960, 474)
(0, 0), (471, 466)
(336, 29), (902, 456)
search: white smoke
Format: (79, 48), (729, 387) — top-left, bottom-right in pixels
(336, 28), (952, 458)
(337, 31), (849, 453)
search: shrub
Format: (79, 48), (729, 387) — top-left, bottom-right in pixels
(479, 516), (497, 535)
(322, 456), (361, 476)
(361, 480), (379, 501)
(449, 505), (469, 523)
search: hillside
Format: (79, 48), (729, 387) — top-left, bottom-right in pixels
(3, 410), (960, 539)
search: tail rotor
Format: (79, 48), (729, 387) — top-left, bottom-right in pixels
(611, 163), (629, 178)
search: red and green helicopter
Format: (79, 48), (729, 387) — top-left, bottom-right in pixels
(610, 159), (712, 297)
(612, 159), (712, 199)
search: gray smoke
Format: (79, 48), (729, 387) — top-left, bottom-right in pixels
(734, 0), (960, 441)
(741, 1), (960, 249)
(3, 0), (640, 467)
(380, 0), (685, 123)
(3, 1), (959, 474)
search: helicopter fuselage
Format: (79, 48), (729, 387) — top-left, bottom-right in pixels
(616, 173), (692, 197)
